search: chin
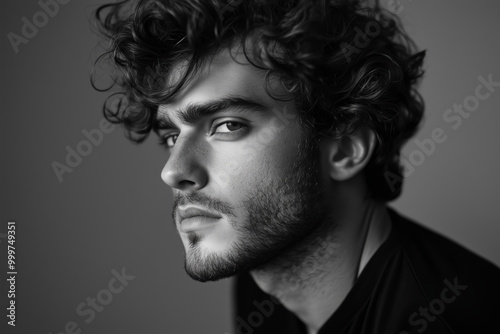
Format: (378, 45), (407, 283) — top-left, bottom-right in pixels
(184, 250), (239, 282)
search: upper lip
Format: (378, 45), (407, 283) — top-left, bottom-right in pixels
(178, 207), (221, 221)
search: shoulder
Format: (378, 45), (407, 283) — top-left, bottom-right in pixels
(387, 207), (500, 332)
(388, 207), (499, 277)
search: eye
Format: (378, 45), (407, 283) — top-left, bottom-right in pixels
(214, 121), (245, 134)
(159, 134), (178, 148)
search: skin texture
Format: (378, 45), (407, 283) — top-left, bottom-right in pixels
(158, 47), (392, 333)
(159, 48), (327, 279)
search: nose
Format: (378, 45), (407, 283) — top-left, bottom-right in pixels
(161, 136), (209, 191)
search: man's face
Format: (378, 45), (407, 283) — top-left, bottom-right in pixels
(158, 49), (327, 282)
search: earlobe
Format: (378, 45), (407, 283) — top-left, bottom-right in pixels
(322, 127), (376, 181)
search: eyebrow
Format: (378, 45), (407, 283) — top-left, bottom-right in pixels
(155, 97), (269, 130)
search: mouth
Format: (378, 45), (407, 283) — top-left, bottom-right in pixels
(177, 207), (222, 233)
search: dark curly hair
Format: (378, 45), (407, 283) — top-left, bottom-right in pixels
(92, 0), (426, 201)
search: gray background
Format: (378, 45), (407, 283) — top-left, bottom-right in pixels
(1, 0), (499, 333)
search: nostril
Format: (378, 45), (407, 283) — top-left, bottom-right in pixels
(178, 180), (196, 190)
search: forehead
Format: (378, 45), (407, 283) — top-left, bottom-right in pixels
(158, 48), (283, 115)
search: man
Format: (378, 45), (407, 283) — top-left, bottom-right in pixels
(93, 0), (500, 333)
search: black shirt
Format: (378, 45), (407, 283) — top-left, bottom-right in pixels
(233, 208), (500, 333)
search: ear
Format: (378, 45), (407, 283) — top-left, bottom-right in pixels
(319, 127), (376, 181)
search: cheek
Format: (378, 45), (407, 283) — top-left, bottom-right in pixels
(209, 125), (303, 199)
(209, 151), (260, 205)
(257, 124), (304, 178)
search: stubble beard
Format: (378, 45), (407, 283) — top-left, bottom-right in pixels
(179, 133), (328, 282)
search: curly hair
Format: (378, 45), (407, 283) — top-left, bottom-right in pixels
(92, 0), (426, 201)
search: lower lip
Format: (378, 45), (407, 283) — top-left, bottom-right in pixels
(180, 216), (220, 233)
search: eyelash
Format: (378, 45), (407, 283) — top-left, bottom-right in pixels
(158, 135), (177, 148)
(158, 121), (248, 148)
(210, 120), (248, 136)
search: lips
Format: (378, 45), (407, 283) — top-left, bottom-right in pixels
(177, 207), (222, 233)
(178, 206), (221, 222)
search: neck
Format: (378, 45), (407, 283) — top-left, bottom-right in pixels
(249, 199), (392, 333)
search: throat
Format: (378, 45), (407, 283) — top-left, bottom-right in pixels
(249, 215), (352, 333)
(248, 201), (391, 333)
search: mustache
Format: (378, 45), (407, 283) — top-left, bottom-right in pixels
(172, 192), (236, 223)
